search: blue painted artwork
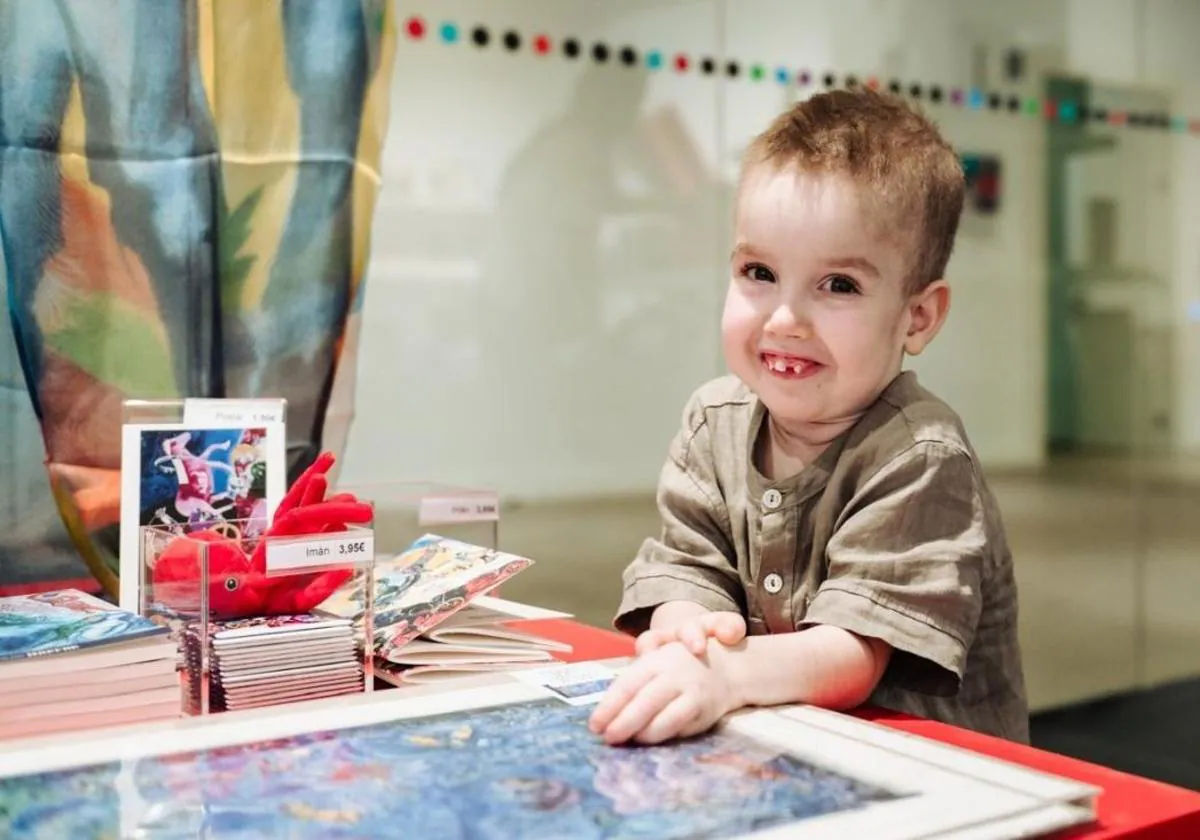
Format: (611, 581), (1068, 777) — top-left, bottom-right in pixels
(0, 589), (167, 661)
(0, 699), (904, 838)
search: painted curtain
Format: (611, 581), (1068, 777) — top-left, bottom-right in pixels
(0, 1), (396, 596)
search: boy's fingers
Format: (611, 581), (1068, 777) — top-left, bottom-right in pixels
(601, 678), (681, 745)
(710, 613), (747, 644)
(588, 664), (656, 733)
(678, 622), (708, 655)
(633, 694), (701, 745)
(634, 630), (665, 656)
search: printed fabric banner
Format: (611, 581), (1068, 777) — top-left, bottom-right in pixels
(0, 0), (397, 595)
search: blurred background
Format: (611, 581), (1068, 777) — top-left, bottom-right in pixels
(5, 0), (1200, 787)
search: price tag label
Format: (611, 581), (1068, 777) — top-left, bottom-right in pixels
(418, 496), (499, 525)
(265, 532), (375, 572)
(183, 398), (286, 426)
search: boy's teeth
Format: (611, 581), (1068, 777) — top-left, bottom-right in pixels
(768, 357), (802, 373)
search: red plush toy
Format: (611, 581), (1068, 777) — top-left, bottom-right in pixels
(151, 451), (373, 619)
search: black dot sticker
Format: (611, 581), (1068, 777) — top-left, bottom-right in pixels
(619, 45), (637, 66)
(988, 93), (1001, 110)
(909, 83), (922, 98)
(1093, 108), (1108, 122)
(727, 60), (740, 77)
(563, 38), (580, 58)
(845, 75), (859, 88)
(701, 57), (715, 74)
(889, 80), (902, 94)
(1007, 95), (1021, 112)
(502, 30), (520, 50)
(1077, 105), (1091, 121)
(930, 86), (944, 103)
(823, 73), (836, 87)
(592, 42), (609, 63)
(471, 26), (489, 47)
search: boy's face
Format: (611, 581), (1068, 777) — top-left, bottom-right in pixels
(722, 166), (947, 437)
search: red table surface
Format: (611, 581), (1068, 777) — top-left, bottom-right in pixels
(516, 617), (1200, 840)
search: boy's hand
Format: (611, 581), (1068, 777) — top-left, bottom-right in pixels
(636, 610), (746, 656)
(588, 640), (741, 745)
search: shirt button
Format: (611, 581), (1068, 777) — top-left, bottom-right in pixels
(762, 488), (783, 510)
(763, 573), (784, 594)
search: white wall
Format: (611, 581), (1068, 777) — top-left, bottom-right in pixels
(340, 0), (1200, 499)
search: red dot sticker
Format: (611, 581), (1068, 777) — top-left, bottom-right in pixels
(1191, 120), (1200, 133)
(1042, 99), (1057, 119)
(405, 17), (425, 39)
(866, 77), (880, 90)
(533, 34), (551, 55)
(1109, 111), (1128, 126)
(674, 53), (689, 72)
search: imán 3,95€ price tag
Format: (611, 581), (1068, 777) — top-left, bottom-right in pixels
(264, 532), (375, 572)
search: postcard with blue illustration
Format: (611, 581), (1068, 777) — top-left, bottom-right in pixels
(320, 534), (534, 662)
(0, 589), (169, 661)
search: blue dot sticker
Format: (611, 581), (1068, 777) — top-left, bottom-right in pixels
(968, 89), (985, 110)
(646, 50), (663, 69)
(775, 66), (790, 84)
(1059, 101), (1077, 122)
(440, 22), (458, 43)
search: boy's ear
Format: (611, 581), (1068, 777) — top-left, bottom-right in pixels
(904, 279), (950, 356)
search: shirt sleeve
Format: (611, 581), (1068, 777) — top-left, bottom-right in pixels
(802, 441), (986, 696)
(613, 397), (744, 636)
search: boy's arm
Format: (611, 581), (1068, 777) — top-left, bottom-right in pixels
(801, 441), (987, 696)
(714, 625), (892, 711)
(615, 394), (744, 636)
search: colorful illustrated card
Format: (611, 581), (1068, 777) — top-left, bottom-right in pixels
(320, 534), (533, 663)
(120, 417), (285, 610)
(0, 589), (167, 661)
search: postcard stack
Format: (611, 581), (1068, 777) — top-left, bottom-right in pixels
(183, 614), (363, 714)
(320, 534), (574, 686)
(0, 589), (181, 740)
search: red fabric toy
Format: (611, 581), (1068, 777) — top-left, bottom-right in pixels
(151, 451), (373, 619)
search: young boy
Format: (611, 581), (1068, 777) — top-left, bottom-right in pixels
(588, 88), (1028, 747)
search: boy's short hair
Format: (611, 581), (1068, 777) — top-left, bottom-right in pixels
(742, 88), (965, 292)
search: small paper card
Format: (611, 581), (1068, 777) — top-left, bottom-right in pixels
(508, 662), (617, 706)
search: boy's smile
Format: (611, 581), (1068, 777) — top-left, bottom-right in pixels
(722, 165), (948, 454)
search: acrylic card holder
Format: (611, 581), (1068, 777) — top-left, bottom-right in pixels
(139, 517), (375, 716)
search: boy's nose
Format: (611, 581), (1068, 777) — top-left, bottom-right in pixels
(764, 304), (813, 340)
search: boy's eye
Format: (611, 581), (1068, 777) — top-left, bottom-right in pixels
(825, 275), (860, 295)
(743, 264), (776, 283)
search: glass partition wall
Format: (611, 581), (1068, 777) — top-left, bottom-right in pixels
(342, 0), (1197, 721)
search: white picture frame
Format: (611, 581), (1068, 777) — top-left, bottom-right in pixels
(0, 668), (1097, 840)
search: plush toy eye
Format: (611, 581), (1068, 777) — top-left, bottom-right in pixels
(224, 577), (239, 592)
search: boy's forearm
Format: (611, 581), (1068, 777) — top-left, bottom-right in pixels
(711, 625), (891, 711)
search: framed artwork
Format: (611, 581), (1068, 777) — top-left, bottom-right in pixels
(0, 674), (1096, 839)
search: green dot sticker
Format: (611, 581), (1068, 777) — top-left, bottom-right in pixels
(750, 65), (765, 81)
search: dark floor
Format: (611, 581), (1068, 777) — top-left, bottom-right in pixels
(1030, 677), (1200, 791)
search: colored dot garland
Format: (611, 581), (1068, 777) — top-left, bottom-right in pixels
(402, 16), (1200, 134)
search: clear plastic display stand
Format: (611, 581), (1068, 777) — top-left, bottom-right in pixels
(334, 482), (500, 559)
(139, 517), (375, 716)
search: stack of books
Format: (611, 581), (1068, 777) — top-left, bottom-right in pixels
(183, 614), (363, 713)
(0, 589), (181, 740)
(375, 595), (574, 686)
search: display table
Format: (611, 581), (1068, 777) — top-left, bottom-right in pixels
(518, 618), (1200, 840)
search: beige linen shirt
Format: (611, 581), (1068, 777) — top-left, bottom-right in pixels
(615, 371), (1029, 743)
